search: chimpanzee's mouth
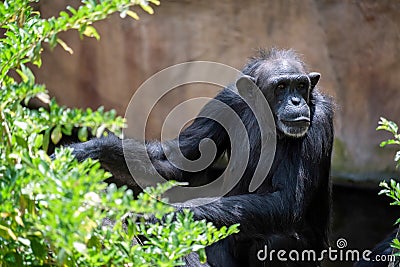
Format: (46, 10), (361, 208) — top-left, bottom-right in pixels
(282, 117), (310, 127)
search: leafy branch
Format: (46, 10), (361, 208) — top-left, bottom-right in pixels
(0, 0), (159, 80)
(378, 117), (400, 250)
(0, 1), (239, 265)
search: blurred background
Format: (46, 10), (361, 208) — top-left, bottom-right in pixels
(33, 1), (400, 266)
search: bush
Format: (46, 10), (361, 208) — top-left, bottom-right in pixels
(377, 117), (400, 250)
(0, 1), (238, 266)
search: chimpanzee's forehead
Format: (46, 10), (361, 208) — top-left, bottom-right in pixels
(258, 59), (306, 77)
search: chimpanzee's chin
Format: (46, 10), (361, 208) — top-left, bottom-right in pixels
(277, 120), (309, 138)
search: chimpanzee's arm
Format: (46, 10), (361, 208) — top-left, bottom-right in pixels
(69, 134), (140, 190)
(189, 191), (294, 235)
(69, 88), (240, 187)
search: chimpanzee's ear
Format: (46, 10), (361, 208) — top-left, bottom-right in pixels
(236, 75), (257, 99)
(308, 72), (321, 90)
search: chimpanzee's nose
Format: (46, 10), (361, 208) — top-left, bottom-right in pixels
(291, 96), (301, 106)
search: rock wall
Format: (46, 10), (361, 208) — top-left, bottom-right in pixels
(34, 0), (400, 183)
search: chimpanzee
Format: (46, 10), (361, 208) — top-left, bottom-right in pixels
(67, 48), (334, 266)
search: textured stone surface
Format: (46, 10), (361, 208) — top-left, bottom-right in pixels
(34, 0), (400, 183)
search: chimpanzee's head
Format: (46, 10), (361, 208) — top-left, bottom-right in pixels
(241, 49), (320, 138)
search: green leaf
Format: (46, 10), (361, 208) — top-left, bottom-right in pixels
(78, 126), (88, 142)
(395, 151), (400, 163)
(140, 4), (154, 14)
(43, 128), (51, 152)
(66, 5), (77, 15)
(16, 68), (29, 83)
(16, 64), (35, 84)
(61, 124), (73, 136)
(96, 124), (106, 138)
(59, 11), (70, 19)
(388, 121), (399, 134)
(192, 244), (205, 252)
(49, 34), (58, 49)
(33, 57), (42, 68)
(82, 25), (100, 40)
(31, 239), (47, 260)
(0, 225), (17, 240)
(380, 139), (400, 147)
(392, 238), (400, 248)
(4, 252), (23, 266)
(51, 125), (62, 144)
(15, 135), (28, 149)
(149, 0), (161, 5)
(35, 134), (44, 148)
(198, 248), (207, 263)
(126, 10), (140, 20)
(87, 235), (102, 251)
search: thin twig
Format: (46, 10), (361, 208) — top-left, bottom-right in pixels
(0, 109), (13, 148)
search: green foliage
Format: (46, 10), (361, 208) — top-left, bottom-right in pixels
(377, 117), (400, 250)
(0, 0), (239, 266)
(0, 0), (160, 78)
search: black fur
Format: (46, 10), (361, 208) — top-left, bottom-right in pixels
(354, 229), (398, 267)
(69, 49), (334, 266)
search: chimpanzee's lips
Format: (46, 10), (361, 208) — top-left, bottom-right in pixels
(282, 117), (310, 127)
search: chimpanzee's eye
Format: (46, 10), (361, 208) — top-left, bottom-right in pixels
(298, 82), (308, 95)
(277, 84), (285, 90)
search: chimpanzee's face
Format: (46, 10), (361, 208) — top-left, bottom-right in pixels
(255, 59), (320, 138)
